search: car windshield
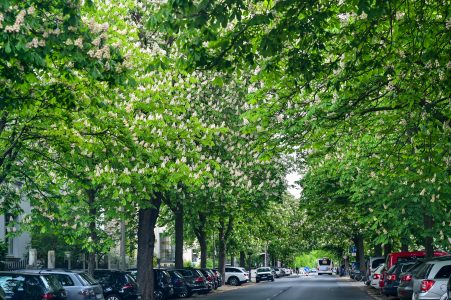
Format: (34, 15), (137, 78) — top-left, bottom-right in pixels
(77, 273), (98, 286)
(177, 270), (192, 277)
(372, 259), (385, 269)
(319, 259), (331, 266)
(387, 265), (397, 274)
(258, 268), (271, 272)
(413, 263), (432, 279)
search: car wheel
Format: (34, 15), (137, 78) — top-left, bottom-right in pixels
(178, 291), (189, 298)
(105, 294), (121, 300)
(228, 277), (240, 286)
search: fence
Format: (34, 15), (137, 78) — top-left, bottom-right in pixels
(3, 259), (28, 271)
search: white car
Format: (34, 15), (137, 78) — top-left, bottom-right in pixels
(225, 267), (249, 286)
(411, 256), (451, 300)
(370, 264), (385, 289)
(273, 268), (283, 278)
(284, 268), (292, 275)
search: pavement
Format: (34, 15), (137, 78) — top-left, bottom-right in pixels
(189, 274), (387, 300)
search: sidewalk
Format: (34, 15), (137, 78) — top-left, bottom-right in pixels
(337, 276), (398, 300)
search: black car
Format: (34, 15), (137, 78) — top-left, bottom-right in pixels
(397, 260), (424, 300)
(93, 270), (140, 300)
(0, 271), (67, 300)
(173, 269), (209, 295)
(198, 269), (216, 290)
(382, 261), (416, 297)
(127, 268), (173, 300)
(167, 270), (190, 298)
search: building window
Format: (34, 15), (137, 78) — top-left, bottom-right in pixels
(5, 214), (16, 256)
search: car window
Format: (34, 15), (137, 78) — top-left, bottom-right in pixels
(413, 263), (433, 279)
(93, 272), (111, 284)
(194, 270), (204, 277)
(387, 265), (397, 274)
(258, 268), (271, 272)
(434, 265), (451, 279)
(372, 259), (385, 269)
(43, 275), (64, 292)
(171, 271), (184, 279)
(55, 274), (75, 286)
(400, 263), (415, 273)
(0, 275), (26, 294)
(77, 273), (98, 286)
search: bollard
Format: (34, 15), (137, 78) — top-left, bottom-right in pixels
(48, 250), (55, 269)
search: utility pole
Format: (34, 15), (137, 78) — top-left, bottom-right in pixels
(212, 231), (216, 268)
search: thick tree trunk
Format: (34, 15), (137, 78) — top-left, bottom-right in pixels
(87, 189), (98, 276)
(374, 244), (382, 256)
(137, 193), (162, 300)
(174, 203), (184, 269)
(217, 217), (233, 285)
(383, 243), (392, 257)
(423, 214), (434, 257)
(353, 234), (365, 273)
(194, 213), (207, 268)
(239, 251), (245, 268)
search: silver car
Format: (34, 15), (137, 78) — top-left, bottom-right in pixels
(24, 269), (104, 300)
(412, 256), (451, 300)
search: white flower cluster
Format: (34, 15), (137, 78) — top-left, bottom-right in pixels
(26, 37), (45, 48)
(4, 9), (26, 33)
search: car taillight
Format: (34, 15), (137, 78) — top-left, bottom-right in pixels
(387, 274), (397, 281)
(195, 277), (205, 283)
(42, 293), (55, 300)
(420, 280), (435, 292)
(373, 274), (380, 279)
(123, 283), (134, 289)
(79, 288), (95, 296)
(401, 274), (412, 282)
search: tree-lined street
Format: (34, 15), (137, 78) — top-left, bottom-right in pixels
(0, 0), (449, 300)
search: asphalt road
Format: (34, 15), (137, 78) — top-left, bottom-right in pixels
(198, 275), (375, 300)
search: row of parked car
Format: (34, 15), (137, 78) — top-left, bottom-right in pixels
(0, 265), (291, 300)
(364, 251), (451, 300)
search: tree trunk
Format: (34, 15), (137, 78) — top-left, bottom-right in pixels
(230, 255), (234, 266)
(87, 189), (98, 276)
(401, 237), (409, 252)
(353, 234), (365, 273)
(383, 243), (392, 257)
(423, 214), (434, 257)
(239, 251), (245, 268)
(194, 213), (207, 268)
(218, 227), (226, 284)
(174, 203), (184, 269)
(137, 193), (162, 300)
(217, 217), (233, 284)
(374, 244), (382, 257)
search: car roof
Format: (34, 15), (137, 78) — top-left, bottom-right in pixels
(16, 269), (85, 274)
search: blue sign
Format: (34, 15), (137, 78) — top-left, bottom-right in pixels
(304, 267), (310, 273)
(350, 245), (357, 253)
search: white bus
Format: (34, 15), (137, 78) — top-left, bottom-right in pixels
(317, 257), (333, 275)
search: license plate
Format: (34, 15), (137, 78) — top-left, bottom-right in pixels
(96, 295), (103, 299)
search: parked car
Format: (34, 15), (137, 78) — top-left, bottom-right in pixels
(23, 269), (104, 300)
(173, 269), (209, 295)
(93, 270), (140, 300)
(0, 286), (5, 300)
(127, 268), (173, 300)
(382, 261), (417, 297)
(255, 267), (274, 283)
(411, 256), (451, 300)
(0, 271), (68, 300)
(447, 274), (450, 300)
(224, 267), (248, 286)
(198, 269), (216, 290)
(386, 251), (449, 270)
(365, 256), (385, 285)
(210, 269), (222, 288)
(284, 268), (292, 276)
(370, 264), (385, 289)
(166, 270), (189, 298)
(272, 268), (282, 278)
(397, 260), (425, 300)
